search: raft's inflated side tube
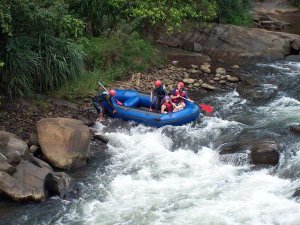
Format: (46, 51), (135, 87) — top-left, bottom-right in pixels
(105, 89), (200, 127)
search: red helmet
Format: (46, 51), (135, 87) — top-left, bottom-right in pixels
(108, 90), (116, 96)
(154, 80), (162, 87)
(178, 82), (184, 88)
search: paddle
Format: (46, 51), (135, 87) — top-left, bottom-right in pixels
(98, 81), (122, 105)
(179, 96), (213, 113)
(150, 92), (153, 112)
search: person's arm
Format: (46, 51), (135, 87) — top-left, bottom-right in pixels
(163, 85), (168, 96)
(161, 104), (167, 114)
(105, 95), (117, 113)
(170, 89), (179, 100)
(185, 92), (194, 102)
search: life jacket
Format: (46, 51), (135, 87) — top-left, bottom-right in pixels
(153, 85), (166, 97)
(163, 102), (174, 112)
(92, 91), (109, 103)
(172, 89), (186, 103)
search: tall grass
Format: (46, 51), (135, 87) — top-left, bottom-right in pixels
(1, 35), (83, 97)
(53, 31), (165, 101)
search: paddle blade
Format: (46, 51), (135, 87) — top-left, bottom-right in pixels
(199, 104), (213, 113)
(116, 99), (123, 105)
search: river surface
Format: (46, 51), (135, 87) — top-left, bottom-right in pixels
(1, 59), (300, 225)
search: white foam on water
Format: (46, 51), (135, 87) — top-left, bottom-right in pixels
(60, 125), (300, 225)
(257, 62), (300, 76)
(256, 96), (300, 124)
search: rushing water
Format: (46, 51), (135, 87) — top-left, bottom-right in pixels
(2, 59), (300, 225)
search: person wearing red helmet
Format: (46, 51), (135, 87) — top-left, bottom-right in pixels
(151, 80), (167, 112)
(170, 81), (194, 110)
(92, 89), (117, 121)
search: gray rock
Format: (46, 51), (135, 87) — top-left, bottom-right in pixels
(201, 83), (216, 90)
(45, 172), (78, 199)
(216, 67), (226, 76)
(201, 64), (211, 74)
(0, 159), (52, 201)
(0, 153), (15, 174)
(290, 125), (300, 135)
(94, 134), (109, 144)
(77, 115), (95, 127)
(250, 141), (281, 165)
(226, 75), (240, 82)
(29, 145), (39, 154)
(183, 78), (195, 84)
(158, 23), (300, 61)
(0, 131), (29, 164)
(231, 65), (240, 69)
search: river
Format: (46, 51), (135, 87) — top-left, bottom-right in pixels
(1, 59), (300, 225)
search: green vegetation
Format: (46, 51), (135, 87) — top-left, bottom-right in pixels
(54, 31), (163, 100)
(290, 0), (300, 8)
(0, 0), (254, 100)
(217, 0), (253, 26)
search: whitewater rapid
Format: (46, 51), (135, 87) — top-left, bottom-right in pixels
(2, 60), (300, 225)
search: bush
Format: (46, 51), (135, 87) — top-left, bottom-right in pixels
(290, 0), (300, 8)
(2, 35), (83, 97)
(54, 31), (165, 100)
(216, 0), (253, 27)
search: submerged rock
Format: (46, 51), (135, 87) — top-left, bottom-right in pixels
(250, 140), (281, 165)
(218, 140), (281, 166)
(290, 124), (300, 135)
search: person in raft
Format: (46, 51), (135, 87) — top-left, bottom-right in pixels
(161, 95), (180, 114)
(170, 81), (194, 110)
(151, 80), (168, 112)
(92, 89), (117, 122)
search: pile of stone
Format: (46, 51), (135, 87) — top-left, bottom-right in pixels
(114, 63), (240, 93)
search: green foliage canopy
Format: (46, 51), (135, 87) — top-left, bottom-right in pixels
(109, 0), (218, 32)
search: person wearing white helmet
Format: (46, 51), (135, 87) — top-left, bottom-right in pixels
(92, 89), (117, 121)
(160, 95), (179, 114)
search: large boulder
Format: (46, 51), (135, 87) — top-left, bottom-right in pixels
(0, 131), (29, 164)
(0, 159), (52, 201)
(157, 23), (300, 61)
(37, 118), (90, 170)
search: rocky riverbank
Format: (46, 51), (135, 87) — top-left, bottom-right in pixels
(2, 16), (300, 203)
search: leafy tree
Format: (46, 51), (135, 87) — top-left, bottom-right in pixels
(109, 0), (218, 33)
(216, 0), (253, 26)
(67, 0), (120, 36)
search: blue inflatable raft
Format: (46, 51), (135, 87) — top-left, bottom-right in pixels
(103, 89), (200, 127)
